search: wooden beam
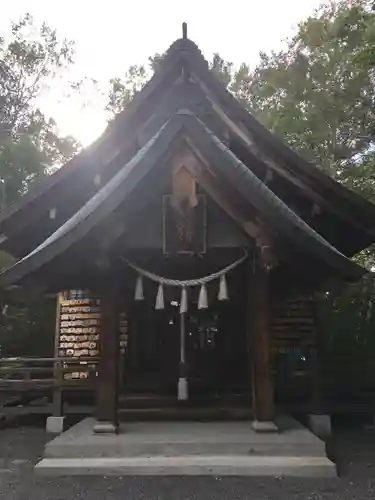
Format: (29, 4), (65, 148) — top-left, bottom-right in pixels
(310, 296), (323, 413)
(249, 248), (275, 424)
(173, 146), (272, 249)
(171, 163), (198, 211)
(196, 77), (369, 231)
(52, 293), (63, 417)
(94, 285), (119, 433)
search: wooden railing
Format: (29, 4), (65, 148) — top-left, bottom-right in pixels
(0, 357), (99, 391)
(1, 355), (375, 415)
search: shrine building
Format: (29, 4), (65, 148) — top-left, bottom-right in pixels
(1, 26), (375, 439)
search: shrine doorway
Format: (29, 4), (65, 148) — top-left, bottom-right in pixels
(123, 286), (248, 400)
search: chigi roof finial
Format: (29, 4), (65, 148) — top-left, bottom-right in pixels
(182, 22), (188, 39)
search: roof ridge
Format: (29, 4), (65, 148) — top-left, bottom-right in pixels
(180, 113), (364, 280)
(0, 115), (186, 288)
(188, 114), (341, 253)
(160, 37), (209, 73)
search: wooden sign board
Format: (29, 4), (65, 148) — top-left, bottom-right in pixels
(56, 290), (128, 381)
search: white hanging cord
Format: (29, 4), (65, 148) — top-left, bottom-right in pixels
(121, 251), (248, 288)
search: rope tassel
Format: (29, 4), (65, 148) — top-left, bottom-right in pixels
(218, 274), (229, 301)
(198, 284), (208, 309)
(134, 275), (144, 301)
(155, 284), (165, 310)
(180, 287), (188, 314)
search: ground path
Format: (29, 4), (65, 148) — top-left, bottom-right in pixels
(1, 416), (375, 499)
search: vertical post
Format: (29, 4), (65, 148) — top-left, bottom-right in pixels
(310, 295), (323, 413)
(46, 292), (65, 434)
(178, 311), (188, 400)
(52, 293), (63, 417)
(308, 294), (331, 439)
(94, 286), (119, 434)
(310, 346), (322, 412)
(249, 248), (277, 432)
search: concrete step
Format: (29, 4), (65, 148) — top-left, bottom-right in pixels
(118, 393), (251, 409)
(35, 455), (336, 477)
(45, 439), (325, 458)
(117, 406), (253, 421)
(44, 419), (327, 459)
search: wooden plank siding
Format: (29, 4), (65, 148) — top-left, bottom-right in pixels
(271, 296), (316, 349)
(271, 295), (316, 405)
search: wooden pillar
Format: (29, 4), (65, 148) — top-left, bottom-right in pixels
(310, 347), (323, 413)
(249, 247), (276, 430)
(52, 293), (63, 417)
(310, 295), (323, 413)
(94, 287), (119, 434)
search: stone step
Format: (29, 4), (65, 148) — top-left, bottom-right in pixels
(118, 393), (251, 409)
(45, 439), (325, 458)
(117, 406), (253, 421)
(44, 419), (326, 459)
(35, 455), (336, 477)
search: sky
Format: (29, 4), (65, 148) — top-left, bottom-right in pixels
(2, 0), (324, 146)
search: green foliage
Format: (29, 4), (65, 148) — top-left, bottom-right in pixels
(0, 14), (79, 357)
(317, 274), (375, 356)
(237, 0), (375, 198)
(210, 54), (234, 88)
(106, 1), (375, 206)
(0, 13), (74, 135)
(208, 1), (375, 270)
(0, 292), (55, 357)
(0, 14), (79, 207)
(106, 66), (148, 117)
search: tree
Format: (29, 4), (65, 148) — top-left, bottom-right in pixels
(0, 290), (56, 357)
(0, 14), (79, 209)
(106, 66), (148, 117)
(232, 0), (375, 268)
(234, 0), (375, 350)
(107, 1), (375, 202)
(0, 14), (80, 357)
(239, 0), (375, 194)
(106, 55), (165, 118)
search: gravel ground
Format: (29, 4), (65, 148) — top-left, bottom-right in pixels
(0, 416), (375, 499)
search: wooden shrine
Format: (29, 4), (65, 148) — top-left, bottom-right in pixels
(1, 25), (375, 433)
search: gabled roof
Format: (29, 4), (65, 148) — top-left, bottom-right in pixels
(1, 32), (375, 261)
(0, 111), (364, 289)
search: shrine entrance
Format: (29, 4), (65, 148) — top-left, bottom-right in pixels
(123, 284), (248, 400)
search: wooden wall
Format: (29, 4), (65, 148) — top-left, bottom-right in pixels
(126, 195), (250, 250)
(270, 294), (317, 405)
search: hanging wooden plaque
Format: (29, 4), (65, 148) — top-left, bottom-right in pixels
(163, 194), (206, 255)
(56, 290), (129, 380)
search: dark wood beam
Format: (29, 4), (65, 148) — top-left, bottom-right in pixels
(94, 283), (119, 433)
(249, 248), (276, 428)
(52, 294), (63, 418)
(310, 296), (323, 413)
